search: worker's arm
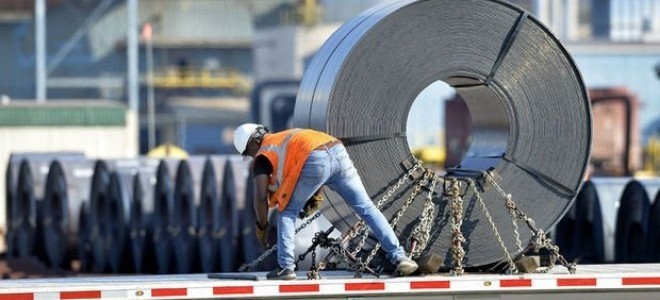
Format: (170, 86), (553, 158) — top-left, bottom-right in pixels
(253, 172), (270, 227)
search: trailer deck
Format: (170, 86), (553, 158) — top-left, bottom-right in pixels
(1, 264), (660, 299)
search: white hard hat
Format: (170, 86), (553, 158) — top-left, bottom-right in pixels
(233, 123), (263, 154)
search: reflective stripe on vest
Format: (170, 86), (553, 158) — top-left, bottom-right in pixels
(262, 129), (301, 192)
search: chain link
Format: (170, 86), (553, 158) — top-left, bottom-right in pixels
(481, 172), (575, 274)
(505, 194), (524, 253)
(467, 178), (516, 273)
(445, 177), (466, 276)
(307, 247), (320, 279)
(360, 170), (431, 269)
(239, 211), (322, 272)
(409, 173), (440, 258)
(349, 162), (423, 255)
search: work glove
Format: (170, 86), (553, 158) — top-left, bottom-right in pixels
(255, 221), (268, 247)
(298, 190), (325, 219)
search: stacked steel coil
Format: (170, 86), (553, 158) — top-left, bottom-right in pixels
(172, 157), (205, 273)
(198, 156), (227, 273)
(554, 178), (660, 264)
(152, 159), (178, 274)
(42, 157), (94, 269)
(129, 159), (159, 274)
(4, 154), (264, 274)
(5, 153), (85, 259)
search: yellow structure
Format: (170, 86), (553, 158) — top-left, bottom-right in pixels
(641, 136), (660, 176)
(412, 146), (446, 168)
(297, 0), (322, 26)
(151, 68), (251, 94)
(147, 143), (189, 159)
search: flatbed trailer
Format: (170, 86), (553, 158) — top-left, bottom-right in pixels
(2, 264), (660, 299)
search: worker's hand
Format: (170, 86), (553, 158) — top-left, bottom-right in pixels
(255, 221), (268, 247)
(298, 190), (325, 219)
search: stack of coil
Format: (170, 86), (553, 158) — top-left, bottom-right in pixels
(4, 155), (269, 274)
(294, 0), (591, 269)
(555, 178), (660, 264)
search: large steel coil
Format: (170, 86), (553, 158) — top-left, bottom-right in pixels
(108, 171), (132, 273)
(236, 169), (261, 270)
(647, 188), (660, 262)
(571, 181), (605, 264)
(293, 0), (591, 268)
(102, 158), (159, 273)
(590, 178), (629, 263)
(198, 155), (228, 273)
(5, 152), (84, 258)
(89, 160), (112, 273)
(129, 160), (159, 274)
(77, 202), (92, 272)
(15, 160), (47, 258)
(172, 157), (206, 273)
(554, 180), (606, 264)
(554, 196), (578, 261)
(615, 180), (651, 263)
(5, 155), (23, 257)
(217, 157), (249, 272)
(152, 159), (179, 274)
(42, 158), (94, 269)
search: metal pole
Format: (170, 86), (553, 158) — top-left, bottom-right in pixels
(146, 33), (156, 150)
(35, 0), (46, 102)
(127, 0), (139, 112)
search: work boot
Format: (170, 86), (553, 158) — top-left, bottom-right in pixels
(396, 257), (419, 276)
(266, 267), (296, 280)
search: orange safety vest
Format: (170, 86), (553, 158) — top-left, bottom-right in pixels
(255, 129), (336, 211)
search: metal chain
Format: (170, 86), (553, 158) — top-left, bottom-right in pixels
(483, 172), (524, 253)
(349, 162), (423, 255)
(446, 177), (466, 276)
(307, 247), (319, 279)
(239, 211), (322, 272)
(361, 170), (431, 269)
(481, 172), (575, 274)
(505, 194), (524, 253)
(531, 229), (576, 274)
(467, 178), (516, 273)
(409, 173), (440, 258)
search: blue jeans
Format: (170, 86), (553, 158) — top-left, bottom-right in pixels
(277, 144), (406, 270)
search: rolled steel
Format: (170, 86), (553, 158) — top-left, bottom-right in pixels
(571, 181), (605, 264)
(129, 159), (160, 274)
(6, 156), (24, 257)
(198, 155), (228, 273)
(42, 158), (94, 269)
(89, 160), (112, 273)
(236, 169), (261, 270)
(107, 158), (159, 273)
(5, 155), (22, 257)
(15, 160), (42, 258)
(293, 0), (591, 268)
(172, 157), (206, 273)
(152, 159), (179, 274)
(646, 189), (660, 262)
(5, 152), (84, 258)
(554, 195), (577, 261)
(590, 177), (630, 263)
(615, 180), (651, 263)
(77, 202), (92, 272)
(217, 156), (249, 272)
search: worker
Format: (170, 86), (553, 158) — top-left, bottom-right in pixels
(233, 123), (418, 280)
